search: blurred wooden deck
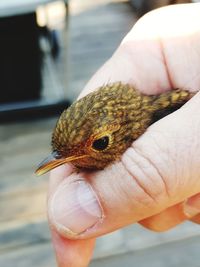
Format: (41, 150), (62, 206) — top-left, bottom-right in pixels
(1, 1), (200, 267)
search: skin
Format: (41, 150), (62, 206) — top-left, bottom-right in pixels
(48, 3), (200, 267)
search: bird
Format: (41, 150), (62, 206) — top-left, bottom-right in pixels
(35, 82), (195, 175)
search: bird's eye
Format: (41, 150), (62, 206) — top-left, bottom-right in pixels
(92, 136), (109, 151)
(52, 150), (62, 159)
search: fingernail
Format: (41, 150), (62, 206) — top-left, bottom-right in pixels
(183, 198), (200, 218)
(49, 180), (103, 237)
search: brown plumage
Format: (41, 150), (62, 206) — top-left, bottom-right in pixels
(36, 82), (194, 175)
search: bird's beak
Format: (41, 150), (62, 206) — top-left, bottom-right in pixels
(35, 151), (87, 176)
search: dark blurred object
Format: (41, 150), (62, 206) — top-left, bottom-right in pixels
(130, 0), (192, 16)
(0, 13), (41, 103)
(0, 0), (70, 122)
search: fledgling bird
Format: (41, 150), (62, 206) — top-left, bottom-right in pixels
(35, 82), (194, 175)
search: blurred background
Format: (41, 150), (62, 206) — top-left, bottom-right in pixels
(0, 0), (200, 267)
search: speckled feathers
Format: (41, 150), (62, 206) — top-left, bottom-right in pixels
(51, 82), (193, 170)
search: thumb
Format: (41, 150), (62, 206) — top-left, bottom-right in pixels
(48, 92), (200, 239)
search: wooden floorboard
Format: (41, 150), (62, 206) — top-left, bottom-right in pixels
(91, 235), (200, 267)
(67, 0), (134, 99)
(1, 222), (200, 267)
(0, 242), (56, 267)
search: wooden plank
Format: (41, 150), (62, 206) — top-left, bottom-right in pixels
(93, 222), (200, 259)
(1, 224), (200, 267)
(0, 220), (50, 253)
(0, 242), (56, 267)
(70, 12), (134, 33)
(70, 0), (132, 13)
(0, 118), (55, 194)
(0, 188), (47, 223)
(91, 235), (200, 267)
(66, 2), (136, 102)
(1, 217), (200, 260)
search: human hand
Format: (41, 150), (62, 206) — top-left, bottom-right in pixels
(48, 3), (200, 267)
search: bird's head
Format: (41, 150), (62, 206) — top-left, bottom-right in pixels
(35, 83), (143, 175)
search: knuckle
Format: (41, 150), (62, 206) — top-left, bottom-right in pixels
(189, 214), (200, 224)
(139, 218), (172, 232)
(121, 144), (170, 208)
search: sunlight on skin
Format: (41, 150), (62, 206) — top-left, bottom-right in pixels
(123, 3), (200, 41)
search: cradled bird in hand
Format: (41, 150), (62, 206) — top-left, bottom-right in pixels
(36, 82), (194, 175)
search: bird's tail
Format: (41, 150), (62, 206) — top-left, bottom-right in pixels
(147, 89), (195, 123)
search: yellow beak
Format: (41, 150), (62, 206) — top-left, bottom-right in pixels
(35, 151), (87, 176)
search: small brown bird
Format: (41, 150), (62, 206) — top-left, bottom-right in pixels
(36, 82), (194, 175)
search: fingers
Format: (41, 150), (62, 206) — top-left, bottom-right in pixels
(49, 2), (200, 241)
(140, 193), (200, 231)
(139, 203), (187, 232)
(189, 214), (200, 224)
(52, 230), (95, 267)
(48, 91), (200, 240)
(49, 166), (96, 267)
(184, 193), (200, 224)
(48, 3), (200, 264)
